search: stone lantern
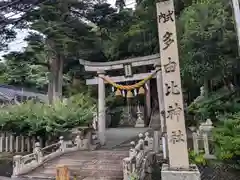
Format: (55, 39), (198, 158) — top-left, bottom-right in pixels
(199, 119), (214, 135)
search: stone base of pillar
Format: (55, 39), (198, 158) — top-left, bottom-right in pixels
(98, 132), (106, 146)
(134, 115), (145, 128)
(161, 164), (201, 180)
(135, 109), (145, 128)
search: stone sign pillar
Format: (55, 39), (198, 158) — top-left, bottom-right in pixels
(98, 71), (106, 145)
(156, 0), (201, 179)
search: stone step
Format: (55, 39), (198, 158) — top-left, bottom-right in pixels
(25, 150), (128, 179)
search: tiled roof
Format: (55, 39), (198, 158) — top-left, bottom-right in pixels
(0, 85), (47, 102)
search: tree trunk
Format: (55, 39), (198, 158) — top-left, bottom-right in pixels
(203, 79), (209, 97)
(48, 57), (58, 104)
(57, 55), (63, 99)
(48, 70), (53, 104)
(46, 39), (64, 104)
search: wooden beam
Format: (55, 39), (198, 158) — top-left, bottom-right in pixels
(86, 73), (156, 85)
(79, 54), (160, 72)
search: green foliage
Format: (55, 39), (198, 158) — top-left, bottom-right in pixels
(0, 93), (96, 136)
(188, 88), (240, 169)
(188, 89), (240, 121)
(106, 93), (124, 127)
(179, 0), (238, 87)
(213, 113), (240, 169)
(129, 172), (139, 180)
(2, 50), (49, 90)
(189, 150), (207, 165)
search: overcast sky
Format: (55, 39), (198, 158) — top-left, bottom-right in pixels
(0, 0), (135, 57)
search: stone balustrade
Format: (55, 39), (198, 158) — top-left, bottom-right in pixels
(0, 134), (41, 153)
(123, 132), (156, 180)
(12, 134), (98, 177)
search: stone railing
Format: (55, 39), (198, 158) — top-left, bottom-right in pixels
(122, 132), (156, 180)
(190, 119), (216, 159)
(12, 134), (99, 177)
(0, 133), (43, 153)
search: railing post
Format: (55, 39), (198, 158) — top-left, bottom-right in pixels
(33, 142), (43, 163)
(192, 132), (199, 154)
(138, 133), (144, 150)
(26, 137), (31, 152)
(0, 136), (3, 153)
(15, 136), (20, 153)
(21, 136), (24, 153)
(202, 133), (210, 156)
(144, 132), (153, 151)
(131, 156), (137, 176)
(123, 158), (131, 180)
(5, 136), (9, 152)
(12, 155), (22, 176)
(10, 135), (14, 153)
(37, 136), (43, 148)
(129, 141), (136, 158)
(75, 135), (81, 149)
(59, 136), (66, 152)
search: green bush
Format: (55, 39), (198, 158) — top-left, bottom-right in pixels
(0, 93), (96, 137)
(106, 93), (124, 127)
(187, 89), (240, 121)
(189, 150), (207, 165)
(187, 89), (240, 169)
(213, 112), (240, 169)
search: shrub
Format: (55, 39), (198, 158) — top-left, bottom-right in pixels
(187, 89), (240, 122)
(189, 150), (207, 165)
(0, 93), (96, 137)
(213, 112), (240, 169)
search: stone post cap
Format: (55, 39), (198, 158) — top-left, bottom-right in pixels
(35, 142), (40, 147)
(199, 119), (214, 132)
(205, 119), (213, 125)
(59, 136), (64, 140)
(130, 141), (135, 146)
(13, 155), (22, 160)
(138, 133), (144, 139)
(189, 126), (196, 132)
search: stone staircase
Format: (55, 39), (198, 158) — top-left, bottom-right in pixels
(11, 128), (151, 180)
(22, 150), (128, 180)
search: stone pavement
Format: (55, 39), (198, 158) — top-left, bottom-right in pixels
(104, 127), (149, 149)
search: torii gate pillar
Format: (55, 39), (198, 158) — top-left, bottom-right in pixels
(97, 71), (106, 145)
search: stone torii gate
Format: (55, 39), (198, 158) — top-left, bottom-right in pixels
(79, 54), (165, 146)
